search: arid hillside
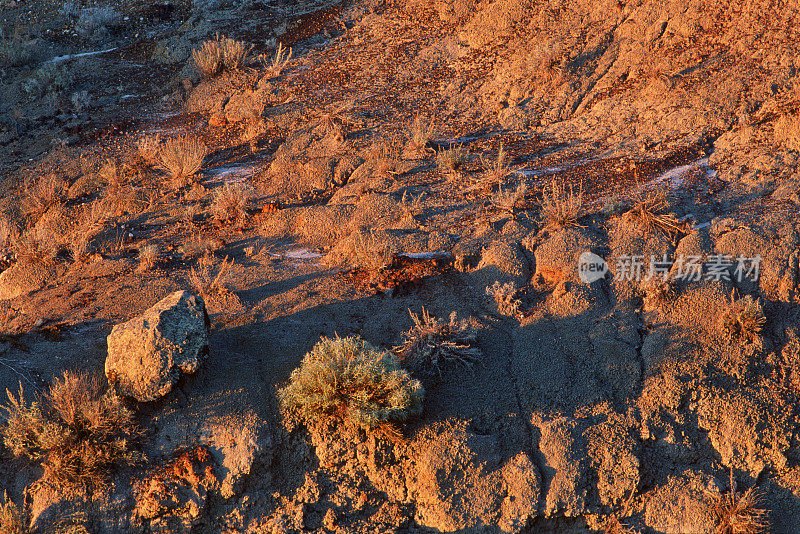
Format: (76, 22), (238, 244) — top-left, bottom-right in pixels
(1, 0), (800, 532)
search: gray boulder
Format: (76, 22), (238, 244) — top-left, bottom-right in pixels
(106, 291), (209, 402)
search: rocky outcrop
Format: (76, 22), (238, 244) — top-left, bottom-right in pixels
(105, 291), (210, 402)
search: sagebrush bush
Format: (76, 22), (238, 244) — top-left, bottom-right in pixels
(279, 336), (424, 435)
(155, 135), (208, 188)
(393, 308), (481, 375)
(212, 182), (253, 227)
(2, 371), (139, 487)
(0, 24), (35, 67)
(192, 33), (252, 77)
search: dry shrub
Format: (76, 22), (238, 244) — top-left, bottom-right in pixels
(135, 134), (161, 166)
(486, 281), (522, 318)
(436, 144), (468, 174)
(136, 244), (158, 273)
(492, 182), (528, 218)
(21, 174), (66, 224)
(540, 179), (583, 230)
(480, 143), (512, 186)
(352, 230), (396, 271)
(709, 471), (768, 534)
(156, 135), (208, 188)
(260, 42), (292, 76)
(0, 491), (26, 534)
(393, 308), (481, 375)
(189, 255), (234, 298)
(403, 115), (436, 159)
(192, 37), (222, 77)
(11, 231), (56, 267)
(279, 336), (424, 439)
(625, 187), (687, 237)
(1, 372), (138, 488)
(192, 33), (252, 77)
(212, 182), (253, 228)
(721, 293), (766, 343)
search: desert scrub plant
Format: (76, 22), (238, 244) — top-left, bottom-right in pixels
(212, 182), (253, 228)
(260, 42), (292, 76)
(155, 135), (208, 189)
(625, 187), (687, 237)
(491, 182), (529, 219)
(21, 173), (66, 224)
(0, 491), (26, 534)
(436, 144), (468, 174)
(135, 134), (161, 167)
(192, 37), (223, 77)
(721, 292), (766, 343)
(1, 372), (139, 487)
(486, 281), (522, 318)
(192, 33), (252, 77)
(393, 308), (481, 375)
(189, 255), (234, 298)
(480, 143), (512, 187)
(403, 114), (436, 159)
(351, 230), (396, 271)
(279, 336), (424, 439)
(709, 470), (768, 534)
(540, 179), (583, 230)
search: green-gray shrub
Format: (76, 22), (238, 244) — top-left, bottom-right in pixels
(279, 336), (424, 431)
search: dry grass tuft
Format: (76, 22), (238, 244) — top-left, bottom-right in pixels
(21, 174), (66, 224)
(436, 144), (468, 174)
(192, 33), (252, 77)
(261, 42), (292, 76)
(540, 179), (583, 230)
(403, 115), (436, 159)
(486, 281), (522, 319)
(625, 187), (687, 237)
(393, 308), (481, 375)
(155, 135), (208, 188)
(710, 470), (768, 534)
(721, 292), (766, 343)
(211, 182), (253, 228)
(192, 38), (222, 77)
(601, 516), (638, 534)
(135, 135), (161, 166)
(352, 230), (396, 271)
(0, 491), (26, 534)
(492, 182), (528, 219)
(480, 144), (512, 186)
(189, 255), (234, 298)
(279, 336), (424, 439)
(1, 372), (139, 488)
